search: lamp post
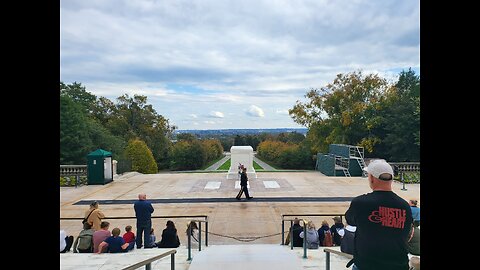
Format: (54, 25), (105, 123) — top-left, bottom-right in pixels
(401, 171), (407, 191)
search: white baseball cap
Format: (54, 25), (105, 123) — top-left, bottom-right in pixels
(363, 159), (394, 180)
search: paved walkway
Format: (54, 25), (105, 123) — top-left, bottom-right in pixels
(205, 153), (230, 171)
(188, 244), (302, 270)
(253, 156), (276, 170)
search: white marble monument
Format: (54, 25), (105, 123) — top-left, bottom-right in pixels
(227, 146), (257, 179)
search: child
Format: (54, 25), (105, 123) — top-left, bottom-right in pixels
(123, 225), (136, 251)
(150, 228), (157, 247)
(97, 228), (129, 253)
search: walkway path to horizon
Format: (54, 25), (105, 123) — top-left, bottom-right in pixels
(253, 155), (276, 170)
(204, 152), (230, 171)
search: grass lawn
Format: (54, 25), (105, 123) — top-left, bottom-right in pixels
(217, 158), (231, 170)
(200, 154), (226, 170)
(217, 159), (265, 170)
(253, 160), (263, 170)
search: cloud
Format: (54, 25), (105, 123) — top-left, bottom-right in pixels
(204, 121), (215, 124)
(276, 109), (289, 115)
(60, 0), (419, 129)
(209, 111), (224, 118)
(189, 114), (198, 119)
(246, 105), (265, 117)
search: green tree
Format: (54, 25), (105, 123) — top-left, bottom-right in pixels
(112, 94), (176, 169)
(289, 71), (390, 154)
(170, 140), (207, 170)
(380, 69), (420, 161)
(124, 139), (158, 174)
(60, 95), (92, 164)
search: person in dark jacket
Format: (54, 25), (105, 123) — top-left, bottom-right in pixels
(340, 224), (356, 255)
(134, 193), (155, 249)
(345, 159), (413, 270)
(236, 167), (253, 200)
(317, 220), (330, 246)
(330, 216), (345, 246)
(157, 220), (180, 248)
(284, 218), (304, 247)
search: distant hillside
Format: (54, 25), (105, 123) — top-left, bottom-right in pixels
(175, 128), (308, 136)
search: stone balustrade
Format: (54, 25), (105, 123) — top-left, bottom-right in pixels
(60, 165), (87, 176)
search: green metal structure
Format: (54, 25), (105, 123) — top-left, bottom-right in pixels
(87, 149), (113, 185)
(316, 144), (367, 177)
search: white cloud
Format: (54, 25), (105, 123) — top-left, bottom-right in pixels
(189, 114), (198, 119)
(204, 121), (215, 124)
(276, 109), (289, 115)
(246, 105), (265, 117)
(209, 111), (224, 118)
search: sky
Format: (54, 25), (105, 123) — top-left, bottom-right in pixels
(60, 0), (419, 130)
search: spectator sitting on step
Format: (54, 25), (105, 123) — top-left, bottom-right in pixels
(150, 228), (157, 247)
(73, 222), (95, 253)
(407, 222), (420, 256)
(122, 225), (136, 251)
(186, 221), (199, 242)
(84, 201), (105, 231)
(340, 223), (356, 255)
(317, 220), (330, 246)
(299, 220), (319, 249)
(409, 199), (420, 227)
(93, 221), (111, 253)
(330, 216), (345, 246)
(157, 220), (180, 248)
(60, 229), (74, 253)
(284, 218), (303, 247)
(97, 227), (129, 253)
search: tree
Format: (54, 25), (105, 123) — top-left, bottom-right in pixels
(289, 71), (390, 154)
(60, 95), (92, 164)
(124, 139), (158, 174)
(380, 69), (420, 161)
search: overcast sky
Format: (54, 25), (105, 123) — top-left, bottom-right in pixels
(60, 0), (419, 130)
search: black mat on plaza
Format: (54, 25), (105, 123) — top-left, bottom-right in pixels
(74, 197), (355, 205)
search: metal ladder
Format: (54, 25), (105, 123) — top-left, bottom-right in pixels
(353, 146), (368, 177)
(342, 167), (351, 177)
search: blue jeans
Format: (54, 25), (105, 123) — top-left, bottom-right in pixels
(136, 220), (152, 248)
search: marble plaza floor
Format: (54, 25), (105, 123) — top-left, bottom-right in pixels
(60, 171), (420, 269)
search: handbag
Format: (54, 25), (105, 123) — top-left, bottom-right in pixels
(82, 209), (95, 224)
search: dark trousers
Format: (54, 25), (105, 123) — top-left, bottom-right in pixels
(236, 186), (251, 198)
(136, 220), (152, 248)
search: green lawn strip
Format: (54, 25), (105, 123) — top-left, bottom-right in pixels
(217, 158), (231, 170)
(253, 160), (263, 170)
(200, 155), (227, 170)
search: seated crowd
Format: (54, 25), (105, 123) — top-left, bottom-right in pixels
(60, 219), (198, 254)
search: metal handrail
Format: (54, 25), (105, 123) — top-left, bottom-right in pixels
(323, 248), (353, 270)
(281, 214), (346, 259)
(121, 249), (177, 270)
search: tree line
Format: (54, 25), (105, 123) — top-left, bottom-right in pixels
(60, 82), (223, 172)
(289, 69), (420, 162)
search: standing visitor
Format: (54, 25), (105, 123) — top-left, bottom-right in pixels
(345, 159), (413, 270)
(134, 193), (155, 248)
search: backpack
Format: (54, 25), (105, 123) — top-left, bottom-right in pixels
(77, 234), (93, 252)
(322, 230), (333, 247)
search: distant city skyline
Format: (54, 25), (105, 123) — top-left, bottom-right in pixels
(60, 0), (419, 130)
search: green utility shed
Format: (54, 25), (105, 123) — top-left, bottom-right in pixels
(87, 149), (113, 185)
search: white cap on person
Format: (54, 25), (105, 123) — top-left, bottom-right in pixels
(363, 159), (394, 180)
